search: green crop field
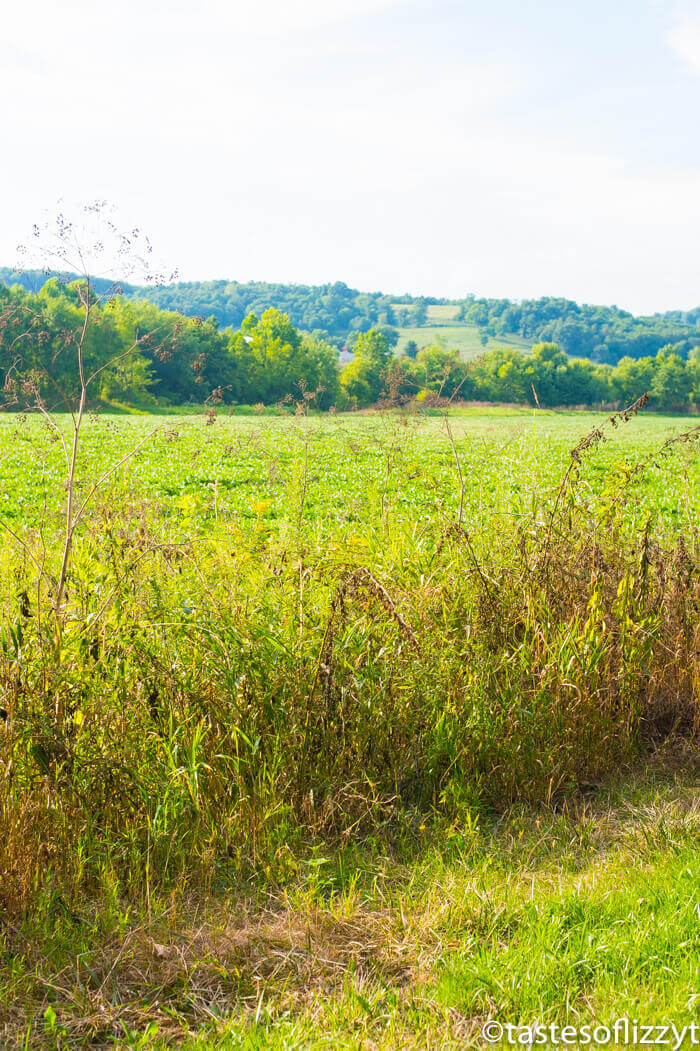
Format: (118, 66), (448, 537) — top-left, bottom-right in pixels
(0, 408), (696, 533)
(0, 406), (697, 1047)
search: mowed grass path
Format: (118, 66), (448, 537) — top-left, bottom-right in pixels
(4, 756), (698, 1048)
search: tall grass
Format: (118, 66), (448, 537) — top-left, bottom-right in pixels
(0, 405), (697, 915)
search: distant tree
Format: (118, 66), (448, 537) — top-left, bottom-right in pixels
(298, 332), (341, 409)
(650, 352), (689, 412)
(228, 308), (337, 406)
(337, 358), (375, 408)
(403, 340), (419, 359)
(339, 328), (390, 407)
(376, 324), (399, 350)
(352, 328), (391, 369)
(408, 345), (470, 400)
(521, 343), (566, 405)
(471, 347), (530, 403)
(611, 356), (656, 407)
(688, 346), (700, 407)
(112, 297), (237, 403)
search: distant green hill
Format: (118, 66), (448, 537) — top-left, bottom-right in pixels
(1, 268), (698, 365)
(0, 267), (137, 298)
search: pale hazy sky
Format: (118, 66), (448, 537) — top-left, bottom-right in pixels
(2, 0), (700, 312)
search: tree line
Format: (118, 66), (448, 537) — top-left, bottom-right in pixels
(0, 279), (339, 409)
(5, 268), (698, 365)
(0, 269), (414, 344)
(1, 278), (698, 413)
(393, 342), (700, 413)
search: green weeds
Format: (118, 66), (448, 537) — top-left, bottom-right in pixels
(0, 409), (696, 910)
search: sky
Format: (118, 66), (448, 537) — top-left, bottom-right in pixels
(2, 0), (700, 313)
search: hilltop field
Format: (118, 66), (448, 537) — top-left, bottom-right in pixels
(394, 304), (532, 359)
(0, 406), (697, 1047)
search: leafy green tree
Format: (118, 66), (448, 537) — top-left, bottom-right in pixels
(650, 352), (689, 412)
(0, 278), (154, 407)
(99, 347), (153, 404)
(526, 343), (569, 405)
(408, 345), (470, 400)
(472, 347), (530, 403)
(375, 324), (399, 350)
(611, 356), (656, 407)
(229, 309), (337, 406)
(337, 358), (375, 408)
(687, 346), (700, 408)
(298, 333), (341, 409)
(111, 298), (238, 404)
(353, 328), (391, 369)
(339, 328), (391, 407)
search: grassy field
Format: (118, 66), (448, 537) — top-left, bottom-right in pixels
(425, 305), (462, 322)
(395, 325), (531, 359)
(0, 406), (697, 1046)
(395, 306), (532, 359)
(0, 407), (695, 533)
